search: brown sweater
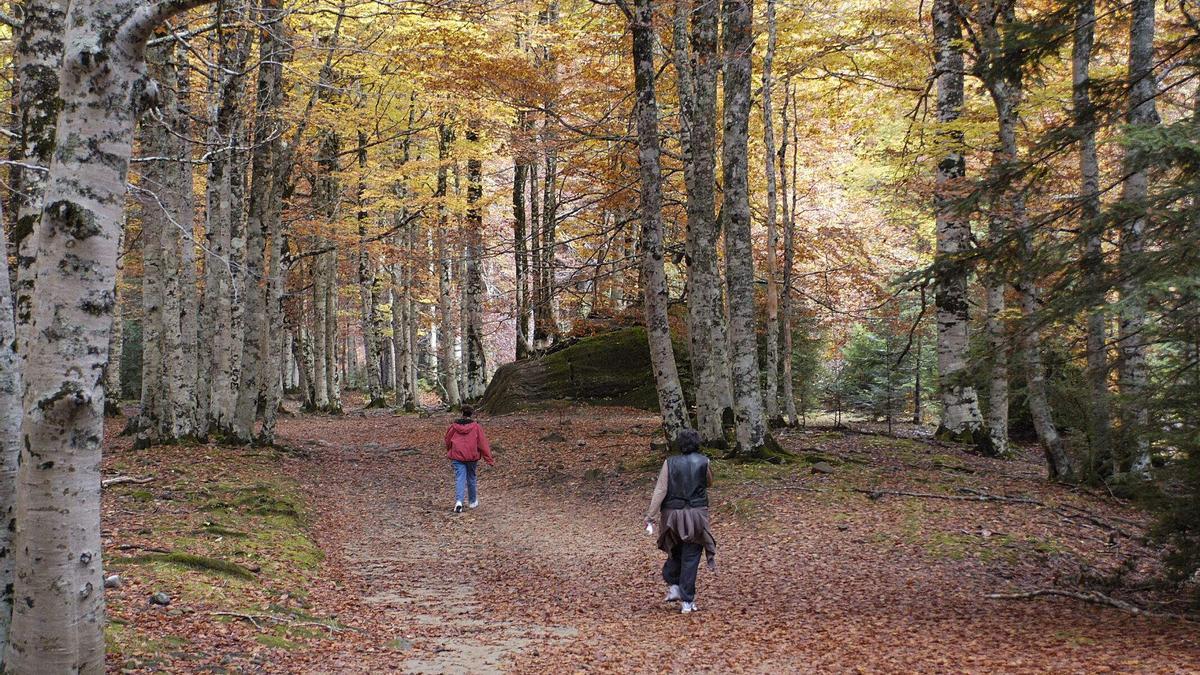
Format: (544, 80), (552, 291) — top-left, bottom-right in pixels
(646, 460), (717, 567)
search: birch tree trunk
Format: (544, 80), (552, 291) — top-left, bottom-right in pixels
(778, 78), (799, 425)
(324, 250), (343, 412)
(135, 115), (170, 446)
(722, 0), (775, 455)
(436, 123), (461, 406)
(151, 39), (200, 441)
(683, 0), (734, 444)
(464, 123), (488, 398)
(6, 2), (217, 669)
(234, 2), (287, 442)
(312, 256), (331, 410)
(1118, 0), (1157, 477)
(1073, 0), (1112, 474)
(932, 0), (988, 450)
(203, 7), (251, 436)
(0, 204), (20, 664)
(12, 0), (67, 358)
(258, 15), (292, 443)
(357, 131), (387, 408)
(628, 0), (691, 444)
(982, 1), (1076, 479)
(104, 227), (126, 417)
(536, 2), (560, 348)
(512, 129), (531, 360)
(761, 0), (781, 424)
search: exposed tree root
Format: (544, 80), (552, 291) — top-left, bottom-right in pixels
(210, 611), (351, 633)
(102, 475), (154, 488)
(984, 589), (1197, 622)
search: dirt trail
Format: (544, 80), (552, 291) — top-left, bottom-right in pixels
(271, 407), (1200, 674)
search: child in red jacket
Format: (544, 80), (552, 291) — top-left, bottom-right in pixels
(444, 405), (495, 513)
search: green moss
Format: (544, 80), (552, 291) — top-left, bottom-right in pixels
(201, 523), (250, 538)
(129, 489), (155, 502)
(255, 634), (301, 650)
(126, 552), (257, 580)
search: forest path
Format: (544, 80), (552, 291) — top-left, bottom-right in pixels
(271, 406), (1199, 673)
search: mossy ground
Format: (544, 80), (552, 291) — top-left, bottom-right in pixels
(102, 421), (332, 670)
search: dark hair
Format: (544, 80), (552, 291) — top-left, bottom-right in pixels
(676, 428), (701, 454)
(460, 405), (474, 418)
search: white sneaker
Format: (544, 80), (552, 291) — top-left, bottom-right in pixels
(680, 601), (697, 614)
(468, 499), (479, 509)
(664, 585), (682, 602)
(454, 501), (463, 513)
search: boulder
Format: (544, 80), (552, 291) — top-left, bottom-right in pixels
(479, 328), (691, 414)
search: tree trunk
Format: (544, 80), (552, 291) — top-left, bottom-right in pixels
(630, 0), (691, 445)
(6, 2), (217, 669)
(1073, 0), (1112, 474)
(779, 78), (799, 426)
(1117, 0), (1157, 476)
(684, 0), (734, 444)
(324, 250), (342, 411)
(234, 2), (287, 442)
(982, 1), (1075, 480)
(152, 39), (200, 441)
(0, 203), (20, 663)
(258, 20), (293, 443)
(513, 113), (531, 360)
(11, 0), (67, 361)
(722, 0), (774, 455)
(105, 227), (126, 416)
(356, 130), (386, 408)
(201, 12), (251, 435)
(932, 0), (989, 451)
(464, 122), (488, 398)
(761, 0), (781, 423)
(436, 123), (461, 406)
(135, 111), (169, 446)
(312, 256), (330, 410)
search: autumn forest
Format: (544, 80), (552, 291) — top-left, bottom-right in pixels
(0, 0), (1199, 670)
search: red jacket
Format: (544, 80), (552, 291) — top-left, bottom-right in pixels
(445, 419), (494, 465)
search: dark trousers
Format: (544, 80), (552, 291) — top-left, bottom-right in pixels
(662, 542), (703, 602)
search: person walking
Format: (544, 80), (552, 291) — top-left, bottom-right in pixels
(445, 405), (495, 513)
(644, 428), (716, 613)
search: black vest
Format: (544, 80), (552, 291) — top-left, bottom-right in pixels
(663, 452), (709, 509)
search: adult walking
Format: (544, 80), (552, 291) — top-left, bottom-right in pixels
(644, 428), (717, 613)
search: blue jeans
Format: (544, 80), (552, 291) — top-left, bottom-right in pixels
(451, 460), (478, 504)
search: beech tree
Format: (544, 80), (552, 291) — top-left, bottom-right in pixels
(1117, 0), (1158, 477)
(723, 0), (775, 455)
(680, 0), (733, 445)
(623, 0), (691, 444)
(5, 1), (217, 668)
(931, 0), (988, 451)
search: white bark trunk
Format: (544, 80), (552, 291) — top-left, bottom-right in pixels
(464, 124), (488, 399)
(683, 0), (733, 444)
(12, 0), (67, 363)
(722, 0), (774, 455)
(1118, 0), (1157, 477)
(630, 0), (691, 444)
(932, 0), (988, 449)
(761, 0), (781, 422)
(1073, 0), (1112, 473)
(0, 203), (21, 662)
(7, 2), (216, 669)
